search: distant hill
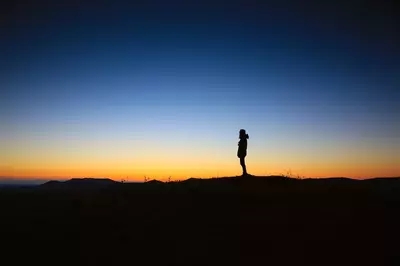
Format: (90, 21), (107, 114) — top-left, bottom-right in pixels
(9, 175), (399, 190)
(41, 178), (119, 188)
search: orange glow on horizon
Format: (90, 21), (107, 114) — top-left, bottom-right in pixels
(2, 129), (399, 181)
(2, 161), (399, 182)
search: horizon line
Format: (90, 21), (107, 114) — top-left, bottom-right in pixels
(1, 175), (400, 184)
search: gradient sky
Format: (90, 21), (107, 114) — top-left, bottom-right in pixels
(1, 0), (399, 181)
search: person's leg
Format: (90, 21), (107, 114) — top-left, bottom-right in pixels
(240, 157), (247, 175)
(243, 157), (247, 175)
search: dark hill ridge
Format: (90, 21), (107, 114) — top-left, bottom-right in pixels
(39, 176), (400, 188)
(41, 178), (118, 187)
(2, 175), (400, 265)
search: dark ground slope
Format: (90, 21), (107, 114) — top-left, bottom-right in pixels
(1, 176), (399, 265)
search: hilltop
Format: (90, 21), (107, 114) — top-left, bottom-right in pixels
(1, 175), (399, 265)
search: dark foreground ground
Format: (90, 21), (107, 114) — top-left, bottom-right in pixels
(1, 176), (400, 265)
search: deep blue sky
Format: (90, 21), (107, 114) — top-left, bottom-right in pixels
(1, 0), (399, 179)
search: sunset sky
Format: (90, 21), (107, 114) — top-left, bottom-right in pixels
(1, 1), (399, 181)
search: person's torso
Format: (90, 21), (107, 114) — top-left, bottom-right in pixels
(238, 138), (247, 150)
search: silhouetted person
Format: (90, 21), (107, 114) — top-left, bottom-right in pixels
(237, 129), (249, 176)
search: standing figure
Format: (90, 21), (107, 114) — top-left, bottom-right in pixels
(237, 129), (249, 176)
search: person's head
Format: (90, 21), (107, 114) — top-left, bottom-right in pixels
(239, 129), (249, 139)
